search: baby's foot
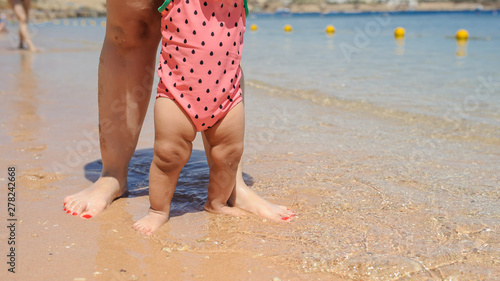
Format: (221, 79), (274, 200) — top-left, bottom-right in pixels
(63, 176), (126, 219)
(204, 201), (249, 217)
(231, 183), (295, 222)
(133, 208), (170, 236)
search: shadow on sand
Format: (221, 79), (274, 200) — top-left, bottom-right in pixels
(83, 148), (254, 217)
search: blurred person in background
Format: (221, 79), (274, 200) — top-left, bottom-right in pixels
(0, 13), (8, 33)
(8, 0), (38, 50)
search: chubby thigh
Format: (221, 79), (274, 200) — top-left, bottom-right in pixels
(154, 97), (198, 147)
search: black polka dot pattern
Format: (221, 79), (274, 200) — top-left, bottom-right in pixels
(157, 0), (246, 131)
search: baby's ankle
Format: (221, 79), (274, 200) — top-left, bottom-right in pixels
(148, 207), (170, 217)
(204, 200), (226, 213)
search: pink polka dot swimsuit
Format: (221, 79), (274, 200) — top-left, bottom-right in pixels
(157, 0), (246, 131)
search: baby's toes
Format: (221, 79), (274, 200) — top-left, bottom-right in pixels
(133, 223), (148, 234)
(140, 226), (152, 235)
(132, 222), (141, 231)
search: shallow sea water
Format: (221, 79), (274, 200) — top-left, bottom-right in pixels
(0, 12), (499, 280)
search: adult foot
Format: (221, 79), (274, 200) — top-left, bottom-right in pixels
(133, 208), (170, 236)
(230, 183), (295, 222)
(63, 176), (127, 219)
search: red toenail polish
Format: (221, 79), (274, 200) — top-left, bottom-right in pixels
(66, 210), (71, 214)
(82, 215), (92, 219)
(72, 212), (77, 216)
(64, 208), (67, 211)
(282, 217), (290, 220)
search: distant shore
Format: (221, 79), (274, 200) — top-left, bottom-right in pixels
(0, 0), (499, 19)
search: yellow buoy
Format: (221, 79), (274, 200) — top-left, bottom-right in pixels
(250, 24), (258, 31)
(456, 29), (469, 40)
(284, 24), (293, 32)
(394, 27), (405, 38)
(325, 25), (335, 34)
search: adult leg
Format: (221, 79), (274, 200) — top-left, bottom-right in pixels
(8, 0), (37, 51)
(133, 98), (197, 235)
(202, 70), (295, 222)
(64, 0), (162, 219)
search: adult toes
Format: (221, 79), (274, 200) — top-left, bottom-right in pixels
(66, 201), (86, 216)
(284, 207), (295, 216)
(63, 196), (73, 205)
(80, 207), (98, 219)
(280, 211), (296, 222)
(63, 199), (74, 212)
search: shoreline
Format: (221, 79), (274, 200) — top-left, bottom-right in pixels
(0, 1), (499, 19)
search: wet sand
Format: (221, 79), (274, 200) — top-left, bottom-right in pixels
(1, 36), (500, 280)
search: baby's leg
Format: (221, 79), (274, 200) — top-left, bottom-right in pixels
(133, 98), (196, 235)
(203, 103), (248, 217)
(201, 70), (294, 222)
(203, 130), (294, 221)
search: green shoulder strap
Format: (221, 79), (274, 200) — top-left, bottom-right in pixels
(158, 0), (171, 12)
(159, 0), (249, 16)
(244, 0), (249, 17)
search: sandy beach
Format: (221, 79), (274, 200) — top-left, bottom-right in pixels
(2, 53), (499, 280)
(1, 8), (500, 281)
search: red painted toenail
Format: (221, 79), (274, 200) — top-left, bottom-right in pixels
(282, 217), (290, 220)
(72, 212), (77, 216)
(82, 215), (92, 219)
(66, 210), (71, 214)
(64, 208), (67, 211)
